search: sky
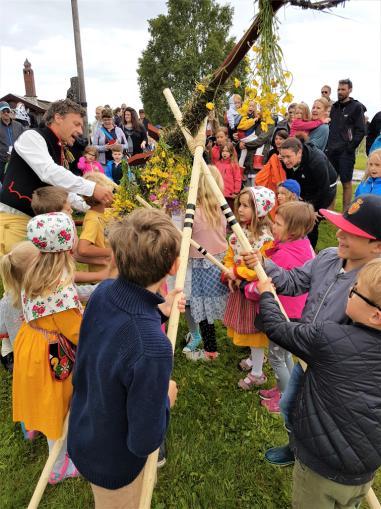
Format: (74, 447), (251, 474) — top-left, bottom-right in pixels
(0, 0), (380, 122)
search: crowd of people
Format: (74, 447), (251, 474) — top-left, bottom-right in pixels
(0, 76), (381, 509)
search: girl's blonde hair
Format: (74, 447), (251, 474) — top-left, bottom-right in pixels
(0, 241), (40, 307)
(364, 149), (381, 180)
(197, 165), (224, 229)
(296, 102), (311, 121)
(236, 188), (272, 239)
(277, 183), (297, 203)
(276, 201), (315, 240)
(23, 251), (75, 300)
(357, 259), (381, 309)
(84, 145), (99, 158)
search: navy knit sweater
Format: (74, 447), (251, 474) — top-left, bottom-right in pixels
(68, 278), (173, 489)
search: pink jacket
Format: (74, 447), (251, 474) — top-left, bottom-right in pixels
(244, 237), (315, 319)
(215, 158), (242, 197)
(77, 157), (104, 175)
(290, 119), (323, 137)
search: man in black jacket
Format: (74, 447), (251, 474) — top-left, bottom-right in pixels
(257, 258), (381, 509)
(327, 79), (366, 212)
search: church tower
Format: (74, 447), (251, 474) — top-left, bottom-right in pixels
(23, 59), (37, 97)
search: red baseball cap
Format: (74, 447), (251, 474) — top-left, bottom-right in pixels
(320, 194), (381, 240)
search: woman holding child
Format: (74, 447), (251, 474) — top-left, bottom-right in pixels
(93, 109), (128, 167)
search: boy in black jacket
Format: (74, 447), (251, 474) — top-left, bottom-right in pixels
(257, 259), (381, 509)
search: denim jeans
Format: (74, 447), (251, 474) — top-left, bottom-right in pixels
(279, 362), (304, 431)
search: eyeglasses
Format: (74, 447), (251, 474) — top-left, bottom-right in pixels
(349, 285), (381, 311)
(321, 91), (329, 95)
(1, 109), (10, 113)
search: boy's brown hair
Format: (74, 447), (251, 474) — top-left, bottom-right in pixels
(83, 172), (117, 207)
(276, 201), (315, 240)
(357, 259), (381, 309)
(111, 144), (123, 153)
(31, 186), (69, 215)
(108, 208), (181, 287)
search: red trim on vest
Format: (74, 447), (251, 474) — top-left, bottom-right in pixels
(8, 181), (33, 202)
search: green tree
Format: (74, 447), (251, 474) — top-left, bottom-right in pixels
(137, 0), (236, 126)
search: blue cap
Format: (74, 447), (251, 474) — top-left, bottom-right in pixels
(279, 179), (301, 198)
(0, 101), (11, 111)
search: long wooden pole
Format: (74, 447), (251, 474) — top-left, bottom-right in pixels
(71, 0), (88, 138)
(136, 195), (229, 274)
(27, 413), (69, 509)
(138, 118), (207, 509)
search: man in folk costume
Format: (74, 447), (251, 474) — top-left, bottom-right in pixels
(0, 99), (114, 255)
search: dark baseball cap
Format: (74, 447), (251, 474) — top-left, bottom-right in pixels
(320, 194), (381, 240)
(0, 101), (11, 111)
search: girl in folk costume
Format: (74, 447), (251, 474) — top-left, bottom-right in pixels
(244, 201), (315, 413)
(222, 186), (275, 389)
(183, 166), (229, 361)
(13, 212), (82, 484)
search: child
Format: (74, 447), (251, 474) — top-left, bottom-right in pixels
(355, 148), (381, 197)
(183, 166), (229, 361)
(257, 259), (381, 508)
(0, 241), (39, 374)
(236, 101), (262, 170)
(77, 146), (104, 175)
(226, 94), (242, 135)
(243, 193), (381, 466)
(210, 127), (230, 165)
(215, 142), (242, 211)
(222, 186), (275, 389)
(78, 172), (115, 272)
(277, 179), (301, 205)
(266, 128), (289, 161)
(244, 201), (315, 413)
(31, 185), (111, 283)
(13, 212), (82, 483)
(105, 144), (125, 185)
(68, 209), (181, 506)
(289, 102), (326, 137)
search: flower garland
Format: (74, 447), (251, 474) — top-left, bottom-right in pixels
(140, 139), (192, 213)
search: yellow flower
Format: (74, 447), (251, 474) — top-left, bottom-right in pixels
(206, 102), (215, 111)
(234, 78), (241, 88)
(245, 66), (251, 74)
(160, 151), (166, 159)
(260, 122), (268, 132)
(196, 83), (206, 94)
(282, 92), (294, 104)
(280, 106), (287, 116)
(252, 46), (261, 53)
(252, 79), (259, 87)
(283, 71), (291, 79)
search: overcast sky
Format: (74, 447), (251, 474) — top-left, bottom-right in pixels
(0, 0), (380, 122)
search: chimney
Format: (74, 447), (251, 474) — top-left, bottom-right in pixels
(23, 59), (36, 97)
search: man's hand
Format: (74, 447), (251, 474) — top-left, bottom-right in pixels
(168, 380), (178, 408)
(93, 184), (114, 206)
(159, 288), (185, 317)
(242, 250), (262, 270)
(257, 278), (274, 295)
(239, 142), (245, 150)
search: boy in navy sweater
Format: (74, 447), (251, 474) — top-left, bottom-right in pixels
(68, 208), (181, 507)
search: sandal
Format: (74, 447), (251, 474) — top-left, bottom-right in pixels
(238, 373), (267, 390)
(48, 454), (80, 485)
(238, 358), (253, 371)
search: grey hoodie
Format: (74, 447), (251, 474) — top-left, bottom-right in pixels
(264, 247), (361, 324)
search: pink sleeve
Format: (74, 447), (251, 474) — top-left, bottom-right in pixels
(244, 280), (260, 301)
(77, 156), (86, 170)
(233, 163), (242, 194)
(291, 119), (323, 134)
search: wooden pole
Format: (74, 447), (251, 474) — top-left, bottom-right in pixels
(366, 489), (381, 509)
(138, 118), (207, 509)
(71, 0), (88, 138)
(136, 195), (229, 274)
(27, 413), (70, 509)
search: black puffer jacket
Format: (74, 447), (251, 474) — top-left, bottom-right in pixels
(259, 292), (381, 485)
(327, 98), (365, 153)
(283, 142), (337, 211)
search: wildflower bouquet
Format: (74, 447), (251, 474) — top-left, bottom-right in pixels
(105, 159), (140, 220)
(140, 139), (192, 213)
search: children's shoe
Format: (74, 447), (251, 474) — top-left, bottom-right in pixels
(259, 387), (280, 401)
(0, 352), (14, 373)
(185, 349), (219, 362)
(238, 357), (253, 371)
(261, 397), (281, 414)
(48, 455), (80, 485)
(238, 373), (267, 390)
(264, 444), (295, 467)
(182, 332), (202, 353)
(20, 422), (39, 441)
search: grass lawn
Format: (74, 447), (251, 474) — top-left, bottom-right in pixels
(1, 185), (379, 508)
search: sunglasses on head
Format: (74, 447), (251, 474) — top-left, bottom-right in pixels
(349, 284), (381, 311)
(321, 91), (329, 95)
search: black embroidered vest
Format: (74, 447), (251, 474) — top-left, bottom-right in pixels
(0, 127), (62, 217)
